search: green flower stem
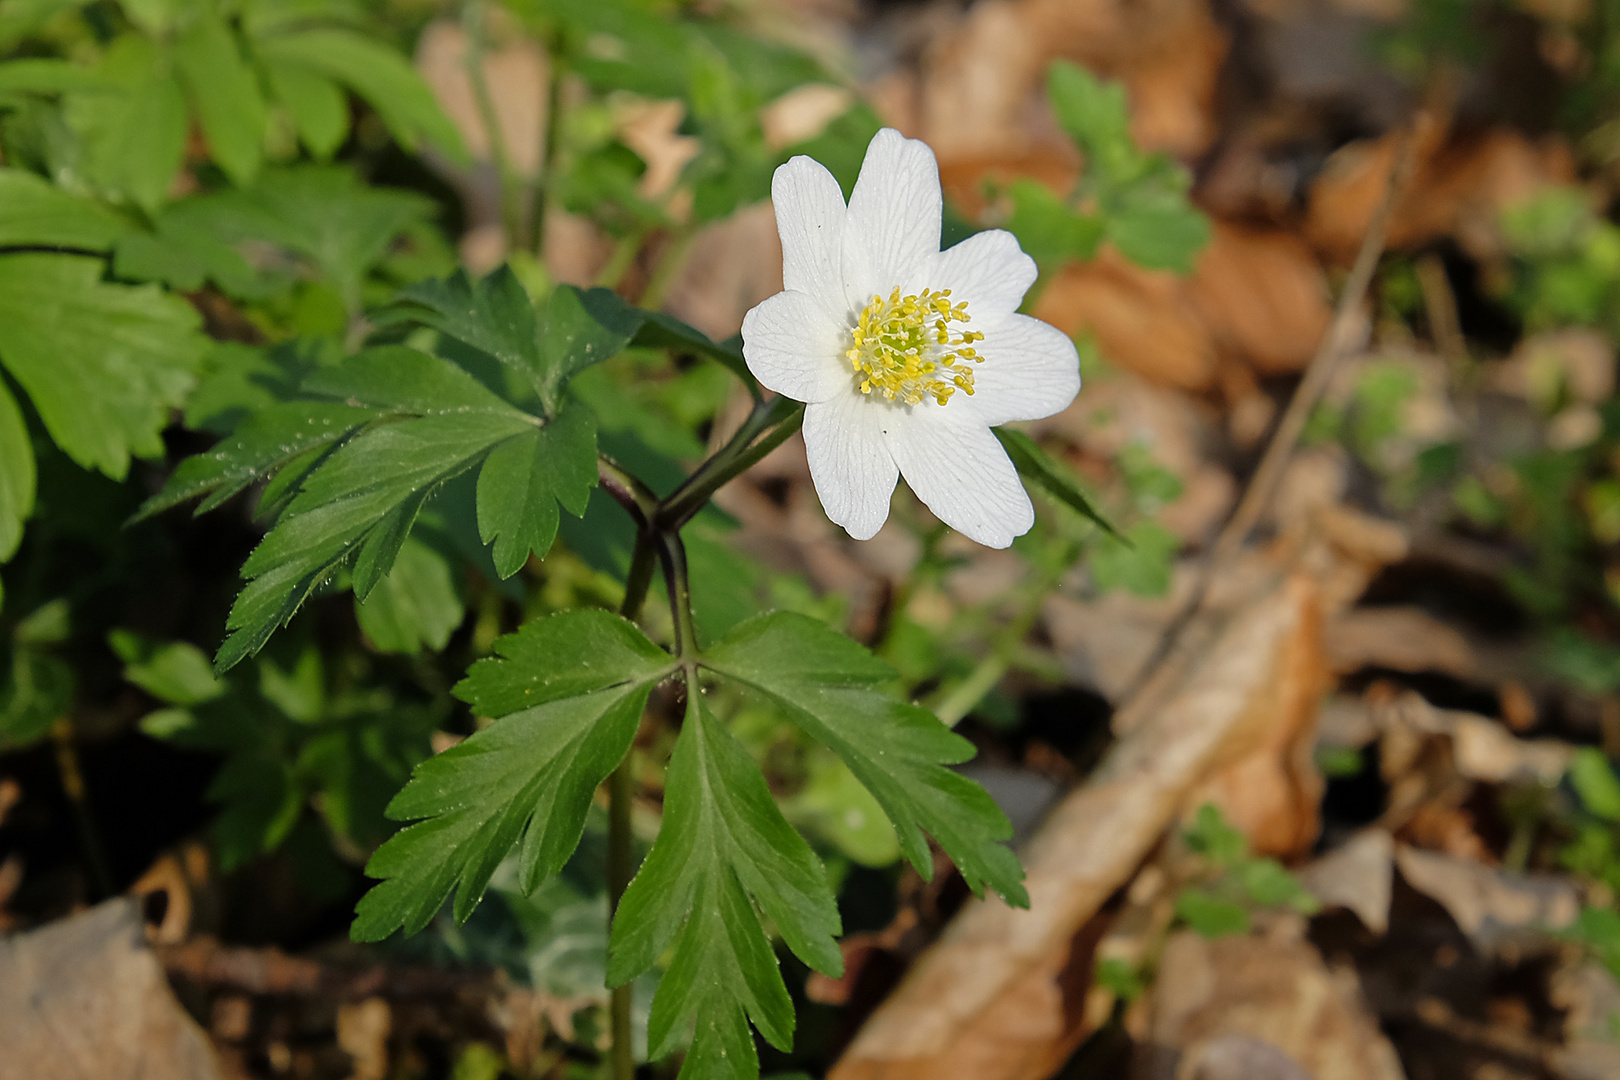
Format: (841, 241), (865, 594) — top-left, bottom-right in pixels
(595, 229), (648, 290)
(927, 536), (1082, 727)
(636, 226), (695, 312)
(660, 397), (804, 529)
(463, 1), (527, 252)
(597, 454), (659, 530)
(606, 753), (636, 1080)
(928, 599), (1043, 728)
(606, 529), (656, 1080)
(596, 394), (801, 1080)
(619, 529), (657, 624)
(603, 531), (695, 1080)
(528, 24), (566, 257)
(656, 528), (700, 661)
(931, 653), (1010, 729)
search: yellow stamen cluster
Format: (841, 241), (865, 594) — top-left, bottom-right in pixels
(846, 287), (985, 406)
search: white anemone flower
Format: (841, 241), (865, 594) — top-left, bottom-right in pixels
(741, 128), (1081, 549)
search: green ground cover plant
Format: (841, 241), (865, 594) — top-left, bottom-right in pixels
(0, 2), (1209, 1076)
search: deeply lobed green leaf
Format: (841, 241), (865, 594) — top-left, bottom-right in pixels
(383, 268), (545, 390)
(1035, 61), (1210, 276)
(255, 27), (466, 162)
(377, 273), (686, 411)
(476, 404), (599, 579)
(543, 286), (647, 407)
(150, 264), (652, 668)
(301, 344), (522, 417)
(701, 612), (1027, 905)
(1047, 61), (1136, 182)
(378, 268), (756, 415)
(383, 268), (544, 380)
(194, 347), (532, 667)
(1105, 192), (1211, 274)
(608, 693), (842, 1079)
(355, 537), (467, 655)
(0, 377), (35, 562)
(111, 168), (433, 309)
(356, 684), (649, 934)
(579, 285), (758, 396)
(222, 411), (535, 668)
(1003, 179), (1104, 265)
(0, 168), (129, 250)
(135, 401), (380, 521)
(61, 35), (186, 212)
(455, 607), (672, 715)
(352, 611), (671, 939)
(0, 254), (205, 479)
(173, 14), (267, 185)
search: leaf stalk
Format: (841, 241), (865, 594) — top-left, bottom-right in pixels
(656, 529), (700, 661)
(596, 393), (804, 1080)
(597, 455), (659, 530)
(619, 529), (657, 624)
(606, 754), (637, 1080)
(605, 527), (657, 1080)
(462, 1), (528, 253)
(528, 22), (566, 257)
(659, 396), (803, 530)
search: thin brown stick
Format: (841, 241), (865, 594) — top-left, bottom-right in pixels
(1407, 997), (1564, 1074)
(1416, 253), (1468, 378)
(52, 715), (114, 899)
(158, 937), (497, 1001)
(1115, 122), (1421, 708)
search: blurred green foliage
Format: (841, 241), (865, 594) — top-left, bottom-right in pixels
(1173, 804), (1319, 940)
(1001, 62), (1209, 274)
(1503, 188), (1620, 339)
(0, 0), (1331, 1075)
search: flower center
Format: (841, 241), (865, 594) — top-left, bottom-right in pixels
(846, 287), (985, 407)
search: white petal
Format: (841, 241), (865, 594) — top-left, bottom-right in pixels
(963, 313), (1082, 426)
(907, 229), (1036, 316)
(771, 155), (850, 322)
(841, 128), (942, 310)
(803, 392), (898, 541)
(742, 291), (848, 404)
(885, 408), (1033, 549)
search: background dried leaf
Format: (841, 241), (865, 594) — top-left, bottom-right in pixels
(0, 900), (222, 1080)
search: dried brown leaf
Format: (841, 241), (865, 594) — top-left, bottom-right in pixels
(1143, 931), (1406, 1080)
(1306, 125), (1576, 262)
(1325, 606), (1476, 679)
(1394, 846), (1579, 953)
(1191, 224), (1332, 377)
(1035, 253), (1218, 390)
(831, 572), (1325, 1080)
(0, 899), (223, 1080)
(1299, 829), (1395, 934)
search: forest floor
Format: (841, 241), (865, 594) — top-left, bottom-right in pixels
(6, 1), (1620, 1079)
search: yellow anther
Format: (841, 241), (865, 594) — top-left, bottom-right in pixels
(846, 287), (983, 406)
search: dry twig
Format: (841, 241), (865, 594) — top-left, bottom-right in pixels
(158, 937), (498, 1003)
(829, 117), (1426, 1080)
(1116, 122), (1422, 713)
